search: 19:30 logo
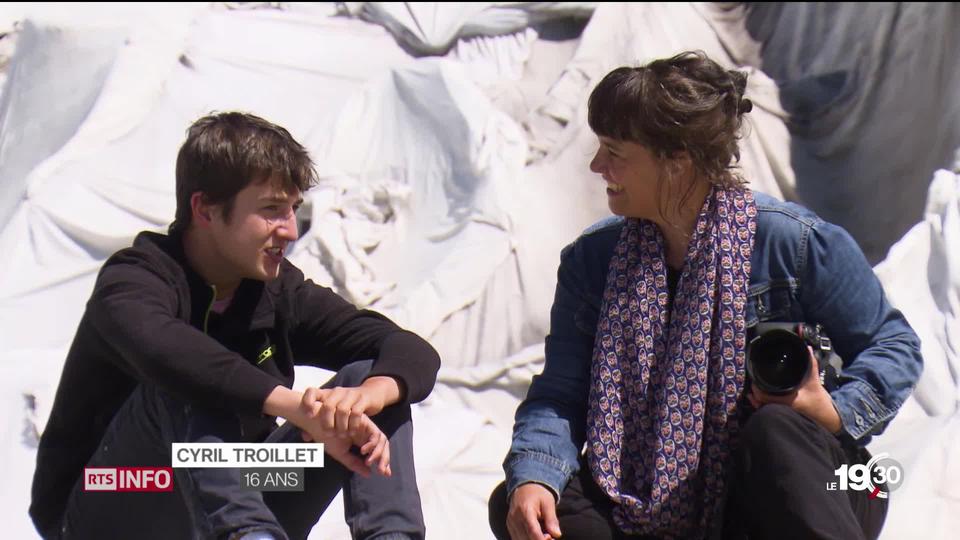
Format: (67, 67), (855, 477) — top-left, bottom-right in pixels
(829, 453), (904, 499)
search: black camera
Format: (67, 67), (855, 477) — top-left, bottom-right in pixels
(746, 322), (842, 395)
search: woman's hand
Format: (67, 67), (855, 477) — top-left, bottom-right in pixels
(507, 483), (562, 540)
(748, 346), (843, 434)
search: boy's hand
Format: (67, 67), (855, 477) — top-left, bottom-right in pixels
(312, 376), (402, 436)
(263, 385), (391, 477)
(298, 386), (391, 477)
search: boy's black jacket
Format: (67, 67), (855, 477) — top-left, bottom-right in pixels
(29, 230), (440, 538)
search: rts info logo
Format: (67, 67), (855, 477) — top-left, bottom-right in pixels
(84, 467), (174, 492)
(826, 453), (904, 499)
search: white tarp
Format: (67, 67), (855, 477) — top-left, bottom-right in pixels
(708, 2), (960, 264)
(1, 3), (957, 539)
(342, 2), (595, 56)
(871, 166), (960, 540)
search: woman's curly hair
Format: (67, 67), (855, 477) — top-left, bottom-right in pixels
(588, 50), (753, 192)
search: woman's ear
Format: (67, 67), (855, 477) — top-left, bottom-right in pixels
(671, 151), (694, 174)
(662, 151), (699, 188)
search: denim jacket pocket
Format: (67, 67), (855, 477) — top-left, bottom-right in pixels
(746, 279), (799, 327)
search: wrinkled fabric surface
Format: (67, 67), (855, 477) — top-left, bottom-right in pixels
(1, 3), (957, 539)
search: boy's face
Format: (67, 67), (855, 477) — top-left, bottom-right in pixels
(207, 178), (302, 283)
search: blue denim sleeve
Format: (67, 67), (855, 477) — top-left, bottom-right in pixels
(503, 241), (595, 500)
(799, 220), (923, 441)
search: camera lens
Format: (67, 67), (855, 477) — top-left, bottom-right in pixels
(747, 329), (810, 394)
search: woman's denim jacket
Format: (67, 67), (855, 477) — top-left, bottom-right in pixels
(504, 191), (923, 498)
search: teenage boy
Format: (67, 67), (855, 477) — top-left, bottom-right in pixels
(30, 112), (440, 540)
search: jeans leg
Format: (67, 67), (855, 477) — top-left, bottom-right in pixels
(261, 420), (348, 540)
(264, 360), (425, 540)
(60, 384), (287, 540)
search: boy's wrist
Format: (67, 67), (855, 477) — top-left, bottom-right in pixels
(359, 376), (402, 412)
(263, 385), (303, 423)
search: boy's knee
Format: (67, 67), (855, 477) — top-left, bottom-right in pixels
(326, 360), (411, 434)
(328, 360), (376, 388)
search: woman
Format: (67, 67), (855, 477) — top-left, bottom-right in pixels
(488, 51), (922, 540)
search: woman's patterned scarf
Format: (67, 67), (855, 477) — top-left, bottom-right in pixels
(586, 187), (757, 538)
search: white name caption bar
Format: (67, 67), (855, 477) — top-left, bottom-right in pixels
(172, 443), (325, 468)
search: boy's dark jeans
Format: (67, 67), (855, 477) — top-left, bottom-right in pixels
(60, 360), (424, 540)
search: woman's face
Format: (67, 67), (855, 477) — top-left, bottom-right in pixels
(589, 136), (665, 220)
